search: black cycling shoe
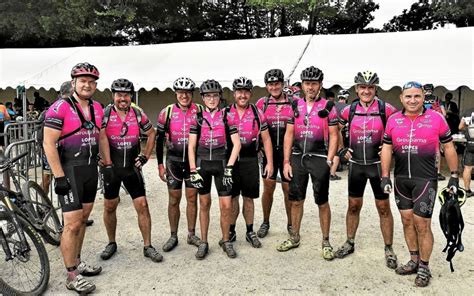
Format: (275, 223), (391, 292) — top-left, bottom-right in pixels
(100, 242), (117, 260)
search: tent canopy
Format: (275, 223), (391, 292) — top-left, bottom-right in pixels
(1, 27), (472, 91)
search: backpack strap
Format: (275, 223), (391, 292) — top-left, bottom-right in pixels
(59, 97), (98, 141)
(377, 98), (387, 128)
(101, 103), (114, 128)
(348, 98), (387, 130)
(130, 105), (143, 129)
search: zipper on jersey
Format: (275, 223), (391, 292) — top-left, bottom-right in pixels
(210, 128), (213, 160)
(408, 119), (415, 179)
(182, 111), (187, 162)
(276, 110), (280, 146)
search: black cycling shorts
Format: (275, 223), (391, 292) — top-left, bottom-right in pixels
(463, 150), (474, 166)
(288, 154), (330, 205)
(348, 162), (388, 200)
(104, 166), (146, 200)
(394, 176), (437, 219)
(166, 159), (193, 190)
(197, 158), (232, 197)
(261, 147), (289, 183)
(232, 157), (260, 199)
(59, 164), (98, 213)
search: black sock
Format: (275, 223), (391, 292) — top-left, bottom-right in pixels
(230, 224), (236, 233)
(66, 266), (77, 272)
(246, 224), (254, 233)
(410, 250), (420, 263)
(170, 231), (177, 236)
(420, 260), (429, 268)
(144, 245), (152, 250)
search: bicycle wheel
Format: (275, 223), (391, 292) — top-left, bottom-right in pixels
(22, 181), (62, 246)
(0, 213), (50, 295)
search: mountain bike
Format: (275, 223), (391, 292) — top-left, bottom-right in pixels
(0, 189), (50, 295)
(1, 151), (62, 246)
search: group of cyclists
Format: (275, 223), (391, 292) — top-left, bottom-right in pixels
(42, 62), (460, 293)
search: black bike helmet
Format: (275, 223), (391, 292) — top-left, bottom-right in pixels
(438, 187), (466, 208)
(354, 70), (379, 85)
(264, 69), (284, 84)
(200, 79), (222, 95)
(232, 77), (253, 91)
(300, 66), (324, 82)
(71, 62), (100, 79)
(423, 83), (434, 92)
(111, 78), (134, 93)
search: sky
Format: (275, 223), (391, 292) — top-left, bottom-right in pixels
(369, 0), (418, 29)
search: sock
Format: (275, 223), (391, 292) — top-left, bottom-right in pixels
(170, 231), (177, 236)
(410, 250), (420, 263)
(347, 238), (355, 245)
(229, 224), (236, 234)
(66, 266), (78, 280)
(188, 229), (195, 237)
(246, 224), (254, 233)
(144, 245), (152, 250)
(419, 260), (429, 268)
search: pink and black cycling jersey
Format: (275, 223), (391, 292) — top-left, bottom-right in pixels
(383, 108), (452, 180)
(103, 106), (152, 167)
(339, 99), (397, 164)
(225, 103), (268, 158)
(156, 103), (202, 163)
(255, 96), (293, 148)
(44, 98), (103, 166)
(189, 109), (237, 161)
(288, 97), (338, 155)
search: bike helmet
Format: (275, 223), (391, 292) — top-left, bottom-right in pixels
(338, 89), (350, 99)
(111, 78), (134, 93)
(173, 77), (195, 91)
(300, 66), (324, 82)
(200, 79), (222, 95)
(71, 62), (100, 79)
(354, 70), (379, 85)
(232, 77), (253, 91)
(423, 83), (434, 93)
(438, 187), (466, 208)
(264, 69), (284, 84)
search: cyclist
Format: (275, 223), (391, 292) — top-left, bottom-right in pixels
(225, 77), (273, 248)
(381, 81), (459, 287)
(423, 83), (446, 181)
(43, 62), (103, 294)
(255, 69), (293, 238)
(188, 79), (241, 260)
(335, 71), (398, 269)
(156, 77), (202, 252)
(279, 66), (338, 260)
(38, 81), (73, 194)
(99, 78), (162, 262)
(329, 89), (350, 180)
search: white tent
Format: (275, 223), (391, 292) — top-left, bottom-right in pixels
(0, 35), (312, 91)
(291, 27), (474, 90)
(1, 27), (472, 91)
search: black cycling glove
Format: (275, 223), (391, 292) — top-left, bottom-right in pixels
(54, 176), (71, 196)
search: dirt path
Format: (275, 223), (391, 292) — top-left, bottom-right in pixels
(44, 163), (474, 295)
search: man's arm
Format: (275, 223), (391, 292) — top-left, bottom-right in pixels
(327, 125), (338, 163)
(443, 141), (458, 173)
(227, 133), (241, 167)
(380, 143), (393, 177)
(142, 127), (156, 160)
(260, 129), (273, 178)
(99, 128), (111, 165)
(43, 127), (64, 177)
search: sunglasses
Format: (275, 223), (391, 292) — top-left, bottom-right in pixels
(402, 81), (423, 90)
(120, 122), (129, 137)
